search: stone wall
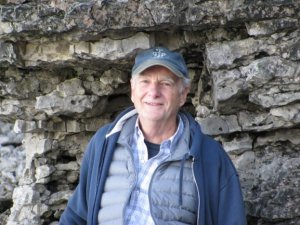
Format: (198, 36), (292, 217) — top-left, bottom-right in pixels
(0, 0), (299, 224)
(0, 121), (24, 224)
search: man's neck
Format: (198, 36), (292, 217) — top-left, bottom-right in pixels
(138, 118), (178, 144)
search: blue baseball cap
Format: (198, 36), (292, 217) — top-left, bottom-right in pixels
(132, 47), (189, 79)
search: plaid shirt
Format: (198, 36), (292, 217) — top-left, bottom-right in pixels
(124, 117), (184, 225)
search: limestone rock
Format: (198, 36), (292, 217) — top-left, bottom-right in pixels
(0, 121), (24, 218)
(221, 134), (253, 155)
(197, 114), (241, 135)
(246, 18), (300, 36)
(211, 69), (247, 112)
(35, 90), (101, 116)
(1, 0), (300, 224)
(238, 111), (293, 132)
(84, 68), (129, 96)
(0, 42), (22, 66)
(206, 38), (268, 69)
(48, 191), (73, 206)
(35, 165), (56, 184)
(241, 56), (300, 108)
(270, 103), (300, 123)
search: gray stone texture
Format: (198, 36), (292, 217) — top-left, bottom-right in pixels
(0, 0), (300, 224)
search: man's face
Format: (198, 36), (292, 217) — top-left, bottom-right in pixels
(131, 66), (189, 125)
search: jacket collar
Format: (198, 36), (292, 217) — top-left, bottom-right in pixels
(105, 107), (205, 160)
(105, 108), (137, 138)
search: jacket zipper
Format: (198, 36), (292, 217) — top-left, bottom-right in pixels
(122, 143), (138, 225)
(192, 157), (201, 225)
(148, 161), (163, 225)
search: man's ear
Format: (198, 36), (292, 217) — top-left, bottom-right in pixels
(180, 87), (190, 107)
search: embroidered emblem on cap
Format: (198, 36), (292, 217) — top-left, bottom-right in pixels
(152, 48), (167, 58)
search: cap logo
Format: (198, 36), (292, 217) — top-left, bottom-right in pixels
(152, 48), (167, 58)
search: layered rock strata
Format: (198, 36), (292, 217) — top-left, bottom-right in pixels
(0, 0), (299, 224)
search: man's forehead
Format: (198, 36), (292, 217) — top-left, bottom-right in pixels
(140, 66), (178, 78)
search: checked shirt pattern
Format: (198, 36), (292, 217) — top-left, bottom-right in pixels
(124, 117), (184, 225)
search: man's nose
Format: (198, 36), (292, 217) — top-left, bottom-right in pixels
(147, 83), (161, 97)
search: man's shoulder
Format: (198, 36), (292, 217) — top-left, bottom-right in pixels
(90, 123), (114, 144)
(95, 123), (112, 135)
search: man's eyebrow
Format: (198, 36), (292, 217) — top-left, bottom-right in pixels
(160, 75), (177, 82)
(160, 77), (175, 82)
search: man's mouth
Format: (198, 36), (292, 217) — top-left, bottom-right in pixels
(145, 102), (162, 106)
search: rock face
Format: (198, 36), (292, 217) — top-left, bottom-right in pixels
(0, 121), (24, 224)
(0, 0), (299, 224)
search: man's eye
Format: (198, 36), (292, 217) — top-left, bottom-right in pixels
(140, 79), (149, 83)
(161, 82), (172, 86)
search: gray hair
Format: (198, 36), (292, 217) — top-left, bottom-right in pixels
(182, 76), (191, 88)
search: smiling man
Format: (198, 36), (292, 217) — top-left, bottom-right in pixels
(59, 47), (247, 225)
(130, 65), (189, 144)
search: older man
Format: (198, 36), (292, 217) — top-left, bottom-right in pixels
(59, 47), (247, 225)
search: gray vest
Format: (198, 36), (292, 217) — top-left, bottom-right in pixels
(98, 116), (198, 225)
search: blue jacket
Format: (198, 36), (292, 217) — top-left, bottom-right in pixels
(59, 107), (247, 225)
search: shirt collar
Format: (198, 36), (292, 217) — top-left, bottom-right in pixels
(134, 116), (184, 149)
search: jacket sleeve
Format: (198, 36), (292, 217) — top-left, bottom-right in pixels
(217, 149), (247, 225)
(186, 113), (247, 225)
(218, 172), (247, 225)
(59, 134), (97, 225)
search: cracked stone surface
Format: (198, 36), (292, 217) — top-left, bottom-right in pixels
(1, 0), (300, 224)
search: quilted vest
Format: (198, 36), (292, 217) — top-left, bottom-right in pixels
(98, 116), (198, 225)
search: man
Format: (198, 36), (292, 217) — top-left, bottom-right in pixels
(59, 47), (247, 225)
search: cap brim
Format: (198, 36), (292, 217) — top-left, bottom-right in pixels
(132, 59), (184, 78)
